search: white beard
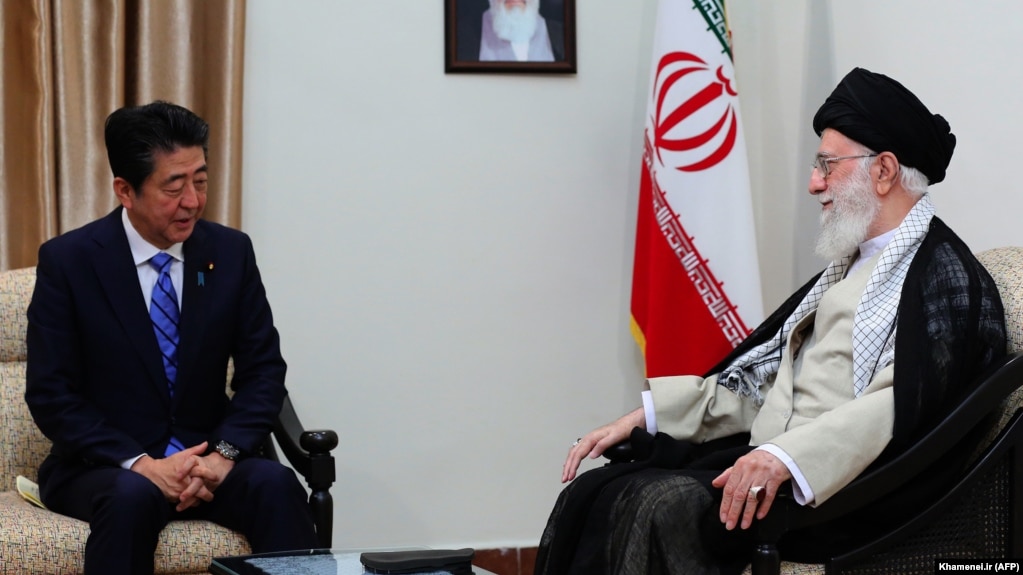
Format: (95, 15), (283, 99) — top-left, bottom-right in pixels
(814, 163), (881, 261)
(491, 0), (540, 43)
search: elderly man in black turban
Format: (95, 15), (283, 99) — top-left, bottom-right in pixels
(534, 68), (1006, 575)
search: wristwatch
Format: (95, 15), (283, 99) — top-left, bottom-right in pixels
(213, 440), (241, 461)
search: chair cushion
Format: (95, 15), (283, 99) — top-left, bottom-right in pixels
(0, 267), (43, 493)
(0, 361), (47, 491)
(741, 562), (824, 574)
(0, 267), (33, 363)
(976, 247), (1023, 354)
(0, 491), (250, 574)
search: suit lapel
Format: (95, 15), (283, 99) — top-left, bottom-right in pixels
(178, 222), (214, 406)
(90, 209), (170, 402)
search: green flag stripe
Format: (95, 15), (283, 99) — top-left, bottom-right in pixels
(691, 0), (732, 60)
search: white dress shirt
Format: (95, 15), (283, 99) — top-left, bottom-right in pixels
(119, 208), (185, 469)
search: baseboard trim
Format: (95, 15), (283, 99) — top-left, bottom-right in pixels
(472, 546), (538, 575)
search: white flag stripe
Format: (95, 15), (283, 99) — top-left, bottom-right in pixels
(646, 0), (763, 329)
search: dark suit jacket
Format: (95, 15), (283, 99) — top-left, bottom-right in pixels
(25, 208), (287, 489)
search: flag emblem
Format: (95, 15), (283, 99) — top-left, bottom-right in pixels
(653, 52), (740, 173)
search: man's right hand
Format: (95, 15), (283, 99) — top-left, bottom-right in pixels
(562, 407), (644, 483)
(130, 442), (217, 511)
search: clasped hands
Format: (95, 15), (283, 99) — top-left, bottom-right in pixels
(131, 441), (236, 512)
(563, 408), (791, 530)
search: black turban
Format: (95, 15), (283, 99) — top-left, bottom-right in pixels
(813, 67), (956, 184)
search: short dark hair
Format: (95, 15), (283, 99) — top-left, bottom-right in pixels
(104, 101), (210, 193)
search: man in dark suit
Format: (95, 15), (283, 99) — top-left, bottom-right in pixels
(25, 101), (318, 574)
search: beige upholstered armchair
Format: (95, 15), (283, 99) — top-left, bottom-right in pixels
(0, 267), (338, 575)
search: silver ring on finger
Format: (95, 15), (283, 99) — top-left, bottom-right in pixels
(748, 485), (765, 503)
(572, 438), (582, 446)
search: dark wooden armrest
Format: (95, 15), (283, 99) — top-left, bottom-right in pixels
(272, 394), (339, 548)
(602, 440), (636, 463)
(796, 352), (1023, 524)
(751, 352), (1023, 575)
(274, 396), (338, 474)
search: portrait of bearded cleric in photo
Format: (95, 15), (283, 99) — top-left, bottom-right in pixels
(454, 0), (567, 63)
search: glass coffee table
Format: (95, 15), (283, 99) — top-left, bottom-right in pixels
(209, 548), (498, 575)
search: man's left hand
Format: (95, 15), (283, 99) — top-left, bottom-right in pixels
(179, 451), (235, 499)
(712, 450), (792, 530)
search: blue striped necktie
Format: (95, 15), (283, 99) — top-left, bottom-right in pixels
(149, 252), (185, 456)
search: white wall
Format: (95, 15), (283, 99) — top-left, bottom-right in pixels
(729, 0), (1023, 306)
(242, 1), (1023, 549)
(243, 1), (656, 548)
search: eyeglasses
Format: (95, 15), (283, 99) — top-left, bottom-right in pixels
(812, 154), (878, 179)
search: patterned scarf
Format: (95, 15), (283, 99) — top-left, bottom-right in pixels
(719, 194), (936, 403)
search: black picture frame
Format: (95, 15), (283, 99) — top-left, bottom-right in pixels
(445, 0), (577, 74)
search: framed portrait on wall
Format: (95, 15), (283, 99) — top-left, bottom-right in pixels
(445, 0), (577, 74)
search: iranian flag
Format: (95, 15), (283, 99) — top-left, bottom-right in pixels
(630, 0), (763, 378)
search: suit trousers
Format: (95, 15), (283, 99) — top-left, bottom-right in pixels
(39, 457), (319, 575)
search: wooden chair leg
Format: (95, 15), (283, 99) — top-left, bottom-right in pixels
(750, 542), (781, 575)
